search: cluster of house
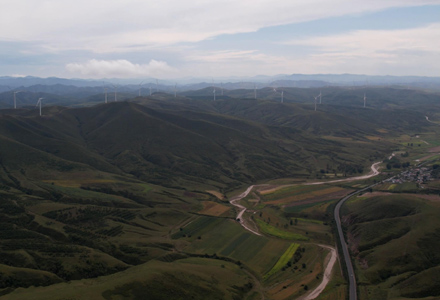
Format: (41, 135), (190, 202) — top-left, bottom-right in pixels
(386, 167), (432, 185)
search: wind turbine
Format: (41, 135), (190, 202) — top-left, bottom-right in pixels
(281, 89), (284, 103)
(13, 91), (22, 109)
(313, 95), (318, 111)
(36, 98), (44, 116)
(138, 81), (144, 97)
(221, 82), (224, 96)
(363, 92), (367, 108)
(104, 87), (108, 103)
(213, 87), (216, 101)
(7, 87), (21, 109)
(254, 83), (257, 99)
(319, 90), (322, 104)
(112, 85), (118, 102)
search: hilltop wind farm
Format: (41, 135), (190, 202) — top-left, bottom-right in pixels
(1, 1), (440, 300)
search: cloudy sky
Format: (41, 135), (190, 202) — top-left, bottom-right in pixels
(1, 0), (440, 79)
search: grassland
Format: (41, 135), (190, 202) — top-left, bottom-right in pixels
(1, 88), (440, 298)
(343, 192), (440, 299)
(2, 258), (253, 300)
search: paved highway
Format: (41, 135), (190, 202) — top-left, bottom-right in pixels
(334, 183), (381, 300)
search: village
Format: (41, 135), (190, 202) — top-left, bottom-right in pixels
(386, 166), (433, 186)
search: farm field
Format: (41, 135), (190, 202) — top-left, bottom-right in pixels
(264, 243), (300, 279)
(198, 201), (231, 217)
(255, 219), (309, 241)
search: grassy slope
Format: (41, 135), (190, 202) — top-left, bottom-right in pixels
(344, 193), (440, 299)
(3, 258), (252, 300)
(0, 90), (438, 298)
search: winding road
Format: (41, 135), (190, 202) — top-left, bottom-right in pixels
(426, 116), (440, 126)
(301, 245), (338, 300)
(305, 160), (382, 185)
(230, 159), (385, 300)
(229, 185), (262, 236)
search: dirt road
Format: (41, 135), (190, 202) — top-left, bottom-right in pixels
(299, 245), (337, 300)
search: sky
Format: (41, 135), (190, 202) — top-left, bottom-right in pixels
(1, 0), (440, 79)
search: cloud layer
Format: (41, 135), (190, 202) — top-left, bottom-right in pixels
(1, 0), (438, 52)
(2, 1), (440, 78)
(66, 59), (175, 78)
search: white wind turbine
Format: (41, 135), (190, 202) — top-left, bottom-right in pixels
(313, 95), (318, 111)
(363, 92), (367, 108)
(13, 91), (22, 109)
(254, 83), (257, 99)
(319, 90), (322, 104)
(7, 87), (21, 109)
(281, 89), (284, 103)
(221, 82), (224, 96)
(112, 85), (118, 102)
(104, 88), (108, 103)
(36, 98), (44, 116)
(213, 86), (216, 101)
(138, 81), (144, 97)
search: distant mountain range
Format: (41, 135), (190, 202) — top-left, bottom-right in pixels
(1, 74), (440, 93)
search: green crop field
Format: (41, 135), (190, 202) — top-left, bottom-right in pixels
(261, 184), (331, 202)
(172, 216), (223, 239)
(264, 243), (300, 279)
(256, 219), (309, 241)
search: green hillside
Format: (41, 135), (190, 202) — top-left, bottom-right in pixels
(0, 89), (439, 299)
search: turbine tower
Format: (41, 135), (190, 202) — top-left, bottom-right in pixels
(13, 91), (21, 109)
(221, 82), (224, 96)
(104, 87), (108, 103)
(281, 89), (284, 103)
(138, 81), (144, 97)
(7, 87), (21, 109)
(313, 96), (318, 111)
(213, 87), (216, 101)
(112, 85), (118, 102)
(319, 90), (322, 104)
(36, 98), (44, 116)
(254, 83), (257, 99)
(363, 92), (367, 108)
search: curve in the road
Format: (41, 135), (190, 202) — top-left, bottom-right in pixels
(229, 185), (262, 236)
(306, 160), (381, 186)
(300, 245), (337, 300)
(230, 159), (385, 300)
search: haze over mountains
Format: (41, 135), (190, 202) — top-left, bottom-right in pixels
(2, 73), (440, 92)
